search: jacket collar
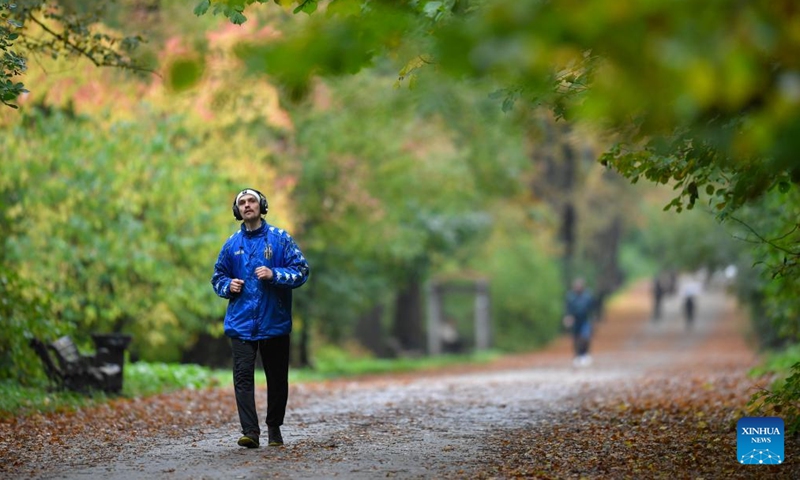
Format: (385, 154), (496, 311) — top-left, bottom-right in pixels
(241, 219), (267, 237)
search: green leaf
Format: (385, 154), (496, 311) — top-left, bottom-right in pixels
(501, 96), (515, 113)
(230, 11), (247, 24)
(294, 0), (318, 15)
(193, 0), (210, 16)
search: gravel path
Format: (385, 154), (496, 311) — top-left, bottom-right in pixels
(3, 278), (761, 479)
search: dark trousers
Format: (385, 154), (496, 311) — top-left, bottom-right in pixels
(684, 296), (696, 326)
(231, 335), (291, 437)
(572, 321), (592, 356)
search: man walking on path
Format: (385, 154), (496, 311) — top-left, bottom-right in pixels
(563, 277), (597, 367)
(211, 188), (310, 448)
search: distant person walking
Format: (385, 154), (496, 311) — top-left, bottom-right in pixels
(652, 275), (665, 322)
(680, 275), (702, 330)
(562, 278), (596, 367)
(211, 188), (310, 448)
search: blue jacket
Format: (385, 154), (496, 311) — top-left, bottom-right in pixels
(211, 221), (310, 341)
(566, 289), (595, 325)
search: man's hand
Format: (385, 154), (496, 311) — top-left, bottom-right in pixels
(230, 279), (244, 294)
(255, 266), (274, 281)
(562, 315), (575, 329)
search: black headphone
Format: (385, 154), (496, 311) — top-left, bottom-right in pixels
(232, 188), (269, 220)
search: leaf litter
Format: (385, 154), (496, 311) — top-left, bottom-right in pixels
(1, 281), (797, 479)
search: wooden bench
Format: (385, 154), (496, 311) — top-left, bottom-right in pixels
(29, 336), (121, 393)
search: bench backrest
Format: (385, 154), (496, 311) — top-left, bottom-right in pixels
(29, 338), (64, 385)
(49, 336), (86, 374)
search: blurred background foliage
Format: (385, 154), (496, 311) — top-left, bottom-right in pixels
(1, 0), (797, 425)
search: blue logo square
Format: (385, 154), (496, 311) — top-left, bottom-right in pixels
(737, 417), (784, 465)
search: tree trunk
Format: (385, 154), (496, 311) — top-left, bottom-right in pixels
(297, 315), (311, 368)
(355, 304), (392, 358)
(391, 278), (425, 355)
(181, 333), (231, 369)
(591, 215), (624, 294)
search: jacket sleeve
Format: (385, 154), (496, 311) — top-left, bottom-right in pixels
(270, 237), (310, 289)
(211, 243), (234, 299)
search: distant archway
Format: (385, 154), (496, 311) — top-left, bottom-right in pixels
(426, 278), (491, 355)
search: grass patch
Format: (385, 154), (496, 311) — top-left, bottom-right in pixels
(0, 362), (227, 419)
(124, 361), (228, 396)
(289, 349), (500, 382)
(0, 380), (100, 418)
(0, 350), (500, 419)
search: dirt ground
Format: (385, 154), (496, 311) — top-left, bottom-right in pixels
(1, 278), (794, 479)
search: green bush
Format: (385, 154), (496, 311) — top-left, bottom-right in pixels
(472, 209), (564, 352)
(1, 109), (238, 372)
(749, 365), (800, 436)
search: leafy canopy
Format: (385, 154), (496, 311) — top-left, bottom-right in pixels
(0, 0), (147, 108)
(195, 0), (800, 218)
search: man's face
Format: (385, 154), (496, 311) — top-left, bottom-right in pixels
(238, 194), (260, 220)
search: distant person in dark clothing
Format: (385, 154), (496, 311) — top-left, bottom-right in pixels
(680, 276), (702, 330)
(652, 275), (665, 322)
(562, 278), (596, 367)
